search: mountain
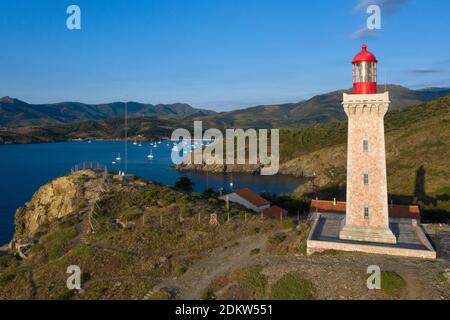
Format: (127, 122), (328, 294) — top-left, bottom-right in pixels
(2, 85), (448, 129)
(183, 85), (450, 128)
(0, 97), (215, 128)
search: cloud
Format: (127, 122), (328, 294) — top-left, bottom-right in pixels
(409, 68), (443, 74)
(354, 0), (411, 15)
(352, 0), (411, 38)
(352, 27), (378, 39)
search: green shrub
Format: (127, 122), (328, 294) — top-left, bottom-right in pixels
(0, 273), (16, 286)
(381, 271), (406, 296)
(81, 272), (91, 284)
(0, 255), (19, 269)
(271, 272), (316, 300)
(250, 248), (260, 256)
(436, 272), (447, 283)
(173, 263), (188, 276)
(56, 289), (77, 300)
(238, 267), (267, 297)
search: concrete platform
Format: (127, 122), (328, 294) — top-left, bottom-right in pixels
(307, 213), (436, 259)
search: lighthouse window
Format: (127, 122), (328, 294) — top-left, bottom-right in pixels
(364, 206), (370, 219)
(352, 62), (377, 83)
(363, 173), (369, 185)
(363, 140), (369, 152)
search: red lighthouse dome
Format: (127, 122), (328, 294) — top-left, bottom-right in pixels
(352, 44), (378, 94)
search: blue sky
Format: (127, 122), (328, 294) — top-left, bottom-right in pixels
(0, 0), (449, 111)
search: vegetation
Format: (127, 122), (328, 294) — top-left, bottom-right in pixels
(0, 172), (290, 299)
(204, 266), (268, 300)
(174, 177), (194, 192)
(436, 272), (447, 283)
(381, 271), (406, 296)
(270, 272), (316, 300)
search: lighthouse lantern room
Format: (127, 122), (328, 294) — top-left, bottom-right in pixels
(352, 44), (378, 94)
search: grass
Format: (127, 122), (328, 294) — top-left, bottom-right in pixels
(271, 272), (316, 300)
(436, 272), (447, 283)
(298, 241), (307, 256)
(236, 267), (268, 298)
(313, 249), (343, 256)
(268, 231), (287, 245)
(0, 273), (16, 286)
(204, 266), (268, 300)
(56, 289), (77, 300)
(381, 271), (406, 296)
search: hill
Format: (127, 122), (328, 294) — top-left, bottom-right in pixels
(180, 85), (450, 128)
(0, 97), (215, 128)
(1, 170), (448, 300)
(1, 86), (449, 130)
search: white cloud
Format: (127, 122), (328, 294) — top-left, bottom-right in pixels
(352, 26), (378, 39)
(354, 0), (411, 15)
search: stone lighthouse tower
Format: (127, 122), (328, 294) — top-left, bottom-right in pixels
(339, 44), (397, 244)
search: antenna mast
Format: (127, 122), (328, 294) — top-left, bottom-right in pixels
(125, 100), (128, 174)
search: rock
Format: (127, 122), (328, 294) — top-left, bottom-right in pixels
(159, 256), (172, 264)
(11, 170), (102, 249)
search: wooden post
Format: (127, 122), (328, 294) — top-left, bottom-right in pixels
(160, 213), (163, 226)
(245, 212), (247, 222)
(198, 212), (201, 224)
(227, 211), (230, 223)
(260, 209), (264, 220)
(226, 196), (229, 211)
(297, 210), (300, 222)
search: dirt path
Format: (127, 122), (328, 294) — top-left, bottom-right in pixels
(144, 232), (269, 300)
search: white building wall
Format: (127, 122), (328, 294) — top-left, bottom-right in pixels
(219, 193), (270, 212)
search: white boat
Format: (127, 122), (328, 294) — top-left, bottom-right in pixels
(115, 153), (121, 161)
(133, 139), (137, 145)
(112, 161), (117, 164)
(147, 149), (154, 159)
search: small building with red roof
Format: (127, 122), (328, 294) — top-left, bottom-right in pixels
(220, 188), (270, 212)
(262, 205), (288, 219)
(309, 199), (421, 223)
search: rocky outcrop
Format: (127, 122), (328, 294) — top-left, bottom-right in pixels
(12, 170), (98, 247)
(279, 145), (347, 195)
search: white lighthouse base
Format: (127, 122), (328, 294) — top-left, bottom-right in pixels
(339, 224), (397, 244)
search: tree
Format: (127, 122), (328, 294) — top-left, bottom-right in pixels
(174, 177), (194, 192)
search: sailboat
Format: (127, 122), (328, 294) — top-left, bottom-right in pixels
(115, 153), (121, 161)
(147, 149), (154, 160)
(133, 138), (137, 145)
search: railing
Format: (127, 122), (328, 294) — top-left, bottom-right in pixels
(70, 162), (108, 173)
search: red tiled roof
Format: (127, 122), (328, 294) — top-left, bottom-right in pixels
(234, 188), (270, 207)
(262, 205), (288, 218)
(310, 200), (420, 220)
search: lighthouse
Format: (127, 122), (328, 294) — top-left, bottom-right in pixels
(339, 44), (397, 244)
